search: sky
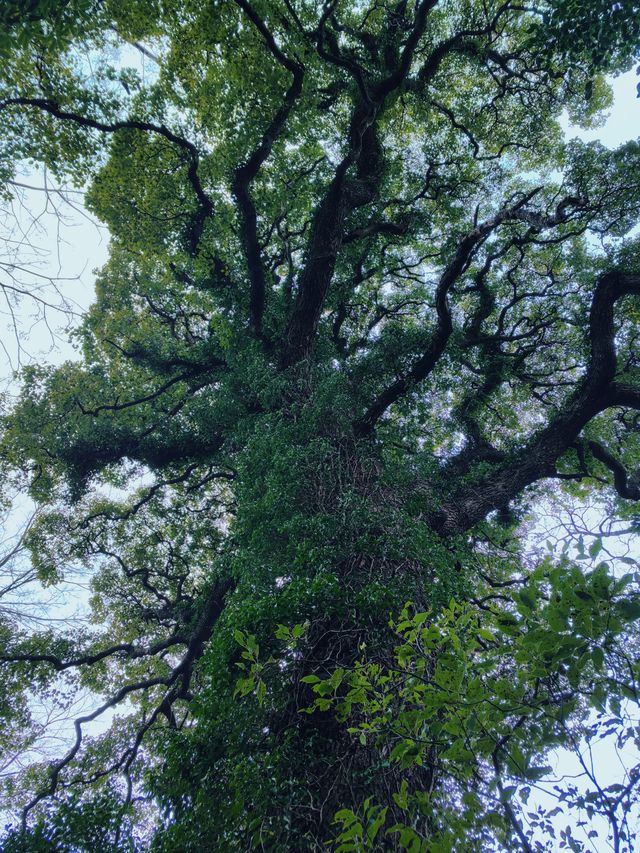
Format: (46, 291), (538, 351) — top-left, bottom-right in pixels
(561, 70), (639, 147)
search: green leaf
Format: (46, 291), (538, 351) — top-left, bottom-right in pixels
(500, 786), (517, 802)
(588, 538), (603, 558)
(618, 599), (640, 622)
(591, 646), (605, 672)
(518, 589), (536, 610)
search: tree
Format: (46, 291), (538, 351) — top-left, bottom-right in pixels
(0, 0), (640, 849)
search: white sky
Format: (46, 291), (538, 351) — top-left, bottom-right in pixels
(562, 71), (639, 147)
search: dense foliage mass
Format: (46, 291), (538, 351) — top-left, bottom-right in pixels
(0, 0), (640, 850)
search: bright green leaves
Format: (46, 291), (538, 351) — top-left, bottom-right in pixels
(0, 0), (96, 57)
(332, 799), (389, 853)
(233, 622), (310, 704)
(86, 130), (201, 253)
(301, 556), (640, 850)
(541, 0), (640, 73)
(233, 629), (266, 702)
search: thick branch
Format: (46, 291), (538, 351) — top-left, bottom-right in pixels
(610, 382), (640, 410)
(433, 271), (640, 534)
(1, 635), (187, 672)
(586, 440), (640, 501)
(232, 0), (304, 333)
(281, 0), (448, 367)
(374, 0), (438, 97)
(280, 108), (382, 366)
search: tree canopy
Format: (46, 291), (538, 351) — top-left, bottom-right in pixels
(0, 1), (640, 850)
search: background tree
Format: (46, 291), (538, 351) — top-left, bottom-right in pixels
(0, 0), (640, 850)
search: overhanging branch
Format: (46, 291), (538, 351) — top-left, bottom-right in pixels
(0, 97), (214, 253)
(12, 576), (235, 826)
(586, 439), (640, 501)
(433, 271), (640, 534)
